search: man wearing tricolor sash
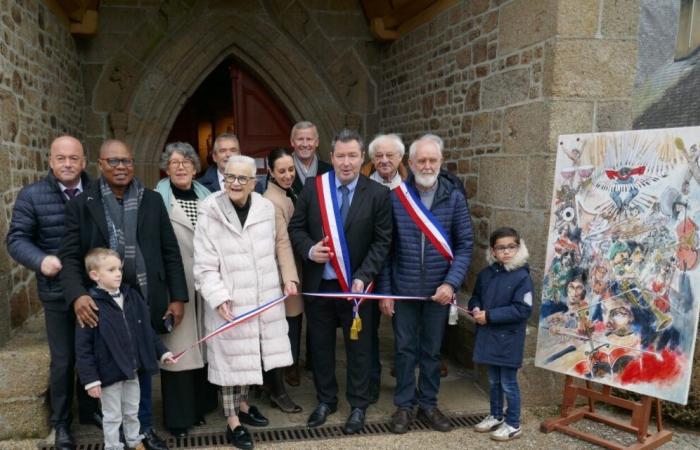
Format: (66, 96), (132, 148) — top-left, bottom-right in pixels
(377, 134), (473, 434)
(288, 129), (393, 434)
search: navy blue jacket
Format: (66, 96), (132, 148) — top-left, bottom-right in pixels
(6, 170), (91, 309)
(469, 251), (533, 368)
(377, 173), (473, 296)
(75, 285), (168, 388)
(197, 166), (221, 193)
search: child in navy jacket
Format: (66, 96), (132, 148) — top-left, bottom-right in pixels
(75, 248), (174, 450)
(469, 227), (533, 441)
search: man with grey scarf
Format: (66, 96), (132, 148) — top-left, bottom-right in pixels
(59, 140), (188, 450)
(290, 121), (332, 195)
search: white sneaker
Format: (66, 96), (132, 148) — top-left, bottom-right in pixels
(490, 423), (522, 441)
(474, 415), (504, 432)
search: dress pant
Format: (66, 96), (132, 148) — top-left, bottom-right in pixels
(369, 302), (382, 384)
(305, 279), (374, 409)
(393, 299), (449, 409)
(44, 306), (98, 427)
(286, 314), (303, 365)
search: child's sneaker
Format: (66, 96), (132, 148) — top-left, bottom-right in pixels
(490, 423), (522, 441)
(474, 415), (504, 432)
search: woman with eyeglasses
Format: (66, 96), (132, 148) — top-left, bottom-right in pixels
(262, 148), (303, 412)
(194, 155), (298, 450)
(155, 142), (218, 438)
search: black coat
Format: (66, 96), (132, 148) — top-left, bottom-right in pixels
(288, 173), (393, 291)
(6, 170), (91, 309)
(197, 166), (221, 193)
(291, 159), (332, 196)
(58, 181), (188, 333)
(75, 285), (169, 388)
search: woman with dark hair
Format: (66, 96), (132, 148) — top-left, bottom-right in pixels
(156, 142), (219, 437)
(262, 148), (303, 413)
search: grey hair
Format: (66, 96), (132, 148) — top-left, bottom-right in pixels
(160, 142), (201, 172)
(225, 154), (257, 177)
(213, 133), (239, 152)
(368, 133), (405, 159)
(408, 133), (444, 160)
(331, 129), (364, 153)
(290, 121), (318, 139)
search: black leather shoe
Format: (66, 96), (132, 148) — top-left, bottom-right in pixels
(142, 428), (169, 450)
(79, 411), (103, 429)
(270, 392), (303, 413)
(54, 426), (76, 450)
(307, 403), (337, 428)
(343, 407), (366, 435)
(390, 407), (413, 434)
(418, 407), (453, 432)
(369, 380), (380, 404)
(226, 425), (254, 450)
(238, 405), (269, 427)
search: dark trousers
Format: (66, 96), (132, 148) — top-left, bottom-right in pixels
(138, 371), (152, 431)
(161, 366), (218, 429)
(393, 299), (449, 409)
(305, 279), (374, 409)
(44, 307), (98, 427)
(369, 302), (382, 383)
(287, 314), (303, 365)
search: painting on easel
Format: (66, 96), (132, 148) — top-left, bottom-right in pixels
(534, 126), (700, 404)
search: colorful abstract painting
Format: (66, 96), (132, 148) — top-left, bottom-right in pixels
(534, 126), (700, 404)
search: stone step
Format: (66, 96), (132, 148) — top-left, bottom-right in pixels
(0, 313), (51, 439)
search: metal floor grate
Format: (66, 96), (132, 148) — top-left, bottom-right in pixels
(39, 412), (487, 449)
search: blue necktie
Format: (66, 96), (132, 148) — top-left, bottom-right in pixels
(339, 185), (350, 223)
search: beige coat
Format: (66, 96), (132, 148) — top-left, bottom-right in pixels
(193, 191), (297, 386)
(263, 182), (303, 317)
(158, 195), (206, 372)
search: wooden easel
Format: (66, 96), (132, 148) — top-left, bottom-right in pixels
(540, 376), (673, 449)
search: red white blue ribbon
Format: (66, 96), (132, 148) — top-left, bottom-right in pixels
(394, 181), (453, 262)
(316, 171), (352, 292)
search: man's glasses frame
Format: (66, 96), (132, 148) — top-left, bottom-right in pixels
(99, 158), (135, 168)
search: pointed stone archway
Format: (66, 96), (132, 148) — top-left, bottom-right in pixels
(88, 4), (355, 186)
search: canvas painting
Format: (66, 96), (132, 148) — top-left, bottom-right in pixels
(534, 126), (700, 404)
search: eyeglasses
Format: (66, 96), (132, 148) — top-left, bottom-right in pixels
(100, 158), (134, 168)
(494, 244), (519, 253)
(168, 159), (194, 168)
(224, 174), (254, 185)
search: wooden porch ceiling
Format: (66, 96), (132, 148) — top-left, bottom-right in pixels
(360, 0), (459, 42)
(42, 0), (100, 36)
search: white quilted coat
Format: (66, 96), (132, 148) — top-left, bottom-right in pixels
(193, 191), (292, 386)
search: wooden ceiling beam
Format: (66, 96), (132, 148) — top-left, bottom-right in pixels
(362, 0), (459, 42)
(41, 0), (100, 36)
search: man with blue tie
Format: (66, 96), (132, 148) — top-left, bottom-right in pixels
(288, 129), (393, 435)
(6, 136), (98, 450)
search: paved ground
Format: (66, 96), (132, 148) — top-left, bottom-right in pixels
(4, 320), (699, 449)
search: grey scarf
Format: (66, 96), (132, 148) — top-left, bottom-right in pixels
(100, 177), (148, 299)
(294, 153), (318, 186)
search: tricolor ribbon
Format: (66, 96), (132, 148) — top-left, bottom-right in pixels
(170, 292), (471, 362)
(316, 171), (367, 339)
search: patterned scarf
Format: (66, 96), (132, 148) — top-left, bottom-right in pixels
(100, 177), (148, 299)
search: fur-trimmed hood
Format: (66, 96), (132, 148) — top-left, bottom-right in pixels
(486, 239), (530, 271)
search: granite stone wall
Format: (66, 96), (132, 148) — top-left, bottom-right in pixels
(0, 0), (85, 346)
(377, 0), (640, 406)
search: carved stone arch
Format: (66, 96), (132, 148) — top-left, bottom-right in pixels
(91, 7), (349, 185)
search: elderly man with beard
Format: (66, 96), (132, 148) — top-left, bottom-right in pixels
(378, 134), (473, 434)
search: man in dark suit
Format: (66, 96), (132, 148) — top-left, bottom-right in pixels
(290, 121), (332, 195)
(288, 129), (392, 434)
(197, 133), (240, 192)
(6, 136), (99, 450)
(59, 140), (188, 450)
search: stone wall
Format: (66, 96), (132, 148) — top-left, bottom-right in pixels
(0, 0), (86, 345)
(378, 0), (640, 405)
(77, 0), (382, 185)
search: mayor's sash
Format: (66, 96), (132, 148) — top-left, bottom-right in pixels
(394, 181), (454, 262)
(316, 171), (366, 339)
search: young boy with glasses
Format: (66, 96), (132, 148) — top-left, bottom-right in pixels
(469, 227), (533, 441)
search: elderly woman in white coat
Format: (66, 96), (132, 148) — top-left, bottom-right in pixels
(193, 155), (298, 450)
(156, 142), (218, 438)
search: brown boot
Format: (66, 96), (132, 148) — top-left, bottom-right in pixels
(285, 364), (300, 386)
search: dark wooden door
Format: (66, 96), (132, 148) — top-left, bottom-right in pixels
(231, 66), (293, 172)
